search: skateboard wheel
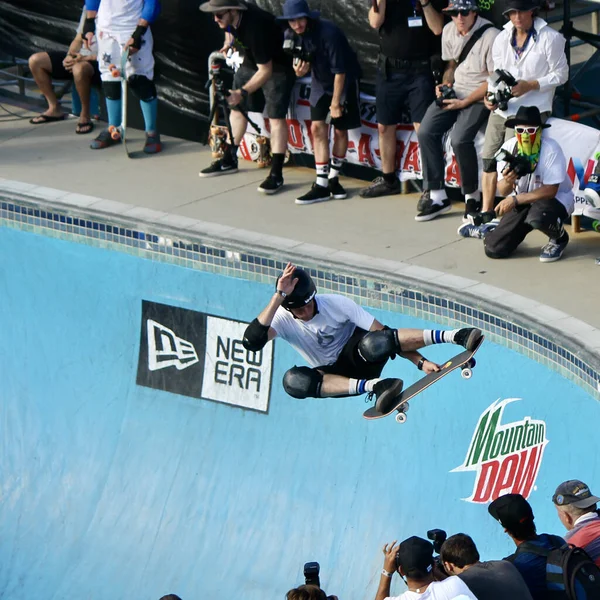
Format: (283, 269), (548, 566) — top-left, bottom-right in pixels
(461, 368), (473, 380)
(395, 412), (407, 424)
(467, 358), (476, 368)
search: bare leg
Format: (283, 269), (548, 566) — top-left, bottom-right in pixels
(413, 122), (421, 134)
(229, 109), (249, 146)
(320, 374), (354, 397)
(379, 123), (398, 174)
(311, 120), (329, 164)
(481, 171), (498, 213)
(28, 53), (63, 117)
(332, 128), (348, 157)
(72, 61), (94, 123)
(395, 329), (429, 351)
(269, 118), (288, 154)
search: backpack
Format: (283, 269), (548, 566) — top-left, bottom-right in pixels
(512, 538), (600, 600)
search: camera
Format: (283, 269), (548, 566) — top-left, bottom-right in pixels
(485, 69), (518, 111)
(427, 529), (448, 576)
(283, 29), (315, 65)
(435, 84), (457, 108)
(209, 54), (230, 98)
(495, 148), (533, 177)
(302, 562), (337, 599)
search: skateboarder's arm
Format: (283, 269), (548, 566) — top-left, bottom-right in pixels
(369, 319), (385, 331)
(399, 351), (441, 373)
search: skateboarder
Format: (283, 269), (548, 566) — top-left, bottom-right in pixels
(83, 0), (162, 153)
(242, 262), (483, 410)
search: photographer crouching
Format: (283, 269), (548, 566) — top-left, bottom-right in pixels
(277, 0), (362, 205)
(199, 0), (295, 194)
(459, 106), (574, 263)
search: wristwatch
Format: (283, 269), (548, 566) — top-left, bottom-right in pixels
(417, 357), (426, 371)
(276, 290), (287, 299)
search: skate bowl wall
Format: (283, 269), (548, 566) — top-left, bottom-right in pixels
(1, 215), (599, 600)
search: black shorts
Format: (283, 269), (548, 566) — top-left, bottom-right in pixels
(47, 51), (102, 86)
(310, 81), (361, 131)
(317, 327), (388, 380)
(233, 65), (295, 120)
(376, 66), (435, 125)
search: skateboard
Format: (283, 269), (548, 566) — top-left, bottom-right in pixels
(363, 335), (484, 424)
(107, 47), (130, 158)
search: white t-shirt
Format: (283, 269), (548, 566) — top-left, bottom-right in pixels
(496, 135), (574, 214)
(386, 576), (478, 600)
(97, 0), (143, 34)
(270, 294), (375, 368)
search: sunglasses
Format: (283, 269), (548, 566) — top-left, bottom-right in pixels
(214, 10), (229, 19)
(515, 126), (539, 134)
(449, 9), (473, 16)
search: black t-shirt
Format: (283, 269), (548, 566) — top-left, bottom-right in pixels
(232, 2), (292, 71)
(478, 0), (507, 28)
(379, 0), (447, 60)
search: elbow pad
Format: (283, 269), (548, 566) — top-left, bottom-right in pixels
(243, 318), (269, 351)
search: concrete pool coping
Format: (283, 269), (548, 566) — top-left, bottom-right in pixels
(2, 179), (600, 397)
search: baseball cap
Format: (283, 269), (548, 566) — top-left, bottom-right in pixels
(397, 537), (434, 577)
(488, 494), (534, 528)
(553, 480), (600, 509)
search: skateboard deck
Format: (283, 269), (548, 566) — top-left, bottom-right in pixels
(363, 335), (484, 423)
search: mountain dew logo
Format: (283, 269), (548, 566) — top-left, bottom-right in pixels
(452, 398), (548, 503)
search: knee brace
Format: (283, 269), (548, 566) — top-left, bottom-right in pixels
(282, 366), (323, 399)
(482, 158), (497, 173)
(358, 328), (401, 363)
(103, 81), (121, 100)
(128, 75), (157, 101)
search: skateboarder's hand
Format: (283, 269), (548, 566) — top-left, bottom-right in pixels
(422, 360), (441, 374)
(227, 89), (243, 107)
(277, 262), (299, 296)
(125, 38), (140, 55)
(382, 541), (399, 573)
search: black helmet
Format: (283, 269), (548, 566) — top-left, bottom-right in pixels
(276, 267), (316, 309)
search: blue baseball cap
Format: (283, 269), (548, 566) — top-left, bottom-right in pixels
(276, 0), (320, 20)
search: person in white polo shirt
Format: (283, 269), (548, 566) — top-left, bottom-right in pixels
(472, 0), (568, 226)
(459, 105), (574, 263)
(242, 262), (483, 412)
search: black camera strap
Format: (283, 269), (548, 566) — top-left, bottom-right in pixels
(457, 23), (494, 66)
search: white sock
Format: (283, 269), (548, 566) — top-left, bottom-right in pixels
(316, 163), (329, 188)
(349, 378), (381, 395)
(430, 189), (447, 206)
(422, 329), (459, 346)
(329, 154), (344, 180)
(465, 191), (481, 201)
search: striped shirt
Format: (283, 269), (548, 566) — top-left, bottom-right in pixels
(565, 513), (600, 567)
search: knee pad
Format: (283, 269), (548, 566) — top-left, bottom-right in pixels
(103, 81), (121, 100)
(128, 75), (157, 101)
(358, 328), (400, 363)
(282, 366), (323, 399)
(482, 158), (497, 173)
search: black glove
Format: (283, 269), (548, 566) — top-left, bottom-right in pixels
(82, 17), (96, 38)
(130, 25), (148, 50)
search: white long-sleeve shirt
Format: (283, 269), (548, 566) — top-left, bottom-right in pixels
(490, 17), (568, 118)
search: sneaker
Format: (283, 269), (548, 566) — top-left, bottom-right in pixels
(328, 177), (347, 199)
(359, 176), (401, 198)
(457, 221), (497, 239)
(143, 131), (162, 154)
(465, 210), (496, 226)
(90, 128), (121, 150)
(415, 198), (452, 222)
(295, 183), (331, 205)
(417, 190), (431, 212)
(199, 155), (238, 177)
(463, 198), (482, 222)
(258, 174), (284, 194)
(367, 378), (404, 414)
(540, 233), (569, 263)
(454, 327), (483, 351)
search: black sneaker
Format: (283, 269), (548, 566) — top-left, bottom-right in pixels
(466, 210), (496, 226)
(258, 174), (284, 194)
(463, 198), (482, 222)
(295, 183), (331, 205)
(454, 327), (483, 351)
(368, 378), (404, 414)
(90, 128), (121, 150)
(417, 190), (431, 212)
(415, 198), (452, 222)
(328, 177), (347, 199)
(359, 176), (401, 198)
(199, 155), (238, 177)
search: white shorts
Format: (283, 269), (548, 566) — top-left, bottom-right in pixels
(97, 28), (155, 82)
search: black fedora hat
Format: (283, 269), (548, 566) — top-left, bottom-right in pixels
(200, 0), (247, 13)
(505, 105), (551, 129)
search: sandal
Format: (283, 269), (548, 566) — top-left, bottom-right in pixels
(76, 121), (94, 135)
(29, 113), (66, 125)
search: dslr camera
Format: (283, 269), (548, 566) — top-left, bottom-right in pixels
(435, 84), (457, 108)
(485, 69), (518, 111)
(427, 529), (448, 576)
(303, 562), (337, 599)
(209, 54), (230, 99)
(495, 148), (533, 177)
(283, 29), (315, 66)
